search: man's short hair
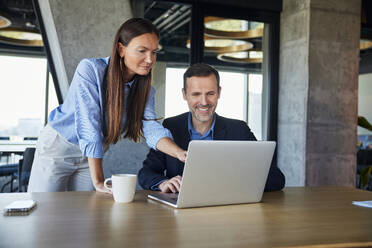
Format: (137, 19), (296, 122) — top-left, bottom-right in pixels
(183, 63), (220, 92)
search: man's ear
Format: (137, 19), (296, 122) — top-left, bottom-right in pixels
(217, 87), (221, 98)
(182, 88), (187, 100)
(117, 42), (126, 57)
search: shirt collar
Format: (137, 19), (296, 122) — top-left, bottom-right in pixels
(126, 80), (134, 88)
(187, 112), (216, 138)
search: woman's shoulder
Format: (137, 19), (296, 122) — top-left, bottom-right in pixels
(70, 57), (109, 87)
(74, 57), (109, 80)
(78, 57), (109, 71)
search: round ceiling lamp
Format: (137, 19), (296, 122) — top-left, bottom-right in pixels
(0, 27), (43, 47)
(217, 51), (263, 64)
(187, 38), (253, 53)
(204, 16), (263, 39)
(360, 40), (372, 50)
(0, 15), (11, 28)
(186, 17), (264, 64)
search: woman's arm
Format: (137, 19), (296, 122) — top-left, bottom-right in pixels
(72, 59), (110, 192)
(142, 87), (186, 162)
(88, 158), (112, 194)
(156, 137), (187, 162)
(74, 59), (105, 159)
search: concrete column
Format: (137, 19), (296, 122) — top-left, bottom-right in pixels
(278, 0), (360, 186)
(39, 0), (133, 90)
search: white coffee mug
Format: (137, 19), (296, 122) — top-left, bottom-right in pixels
(104, 174), (137, 203)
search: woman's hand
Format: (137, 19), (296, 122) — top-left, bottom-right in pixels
(176, 150), (187, 163)
(88, 158), (112, 194)
(94, 181), (112, 194)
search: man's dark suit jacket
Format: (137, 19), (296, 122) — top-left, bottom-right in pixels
(138, 112), (285, 191)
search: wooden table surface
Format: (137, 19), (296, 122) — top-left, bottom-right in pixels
(0, 187), (372, 248)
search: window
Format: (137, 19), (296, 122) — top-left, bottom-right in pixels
(0, 55), (58, 138)
(248, 74), (263, 140)
(165, 67), (187, 118)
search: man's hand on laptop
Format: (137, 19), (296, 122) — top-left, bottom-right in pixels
(159, 176), (182, 193)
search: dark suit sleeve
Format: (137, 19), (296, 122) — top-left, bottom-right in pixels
(138, 148), (169, 190)
(239, 121), (285, 191)
(264, 165), (285, 192)
(138, 118), (174, 190)
(239, 121), (257, 141)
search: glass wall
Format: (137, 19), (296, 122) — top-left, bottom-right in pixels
(248, 74), (263, 140)
(202, 16), (268, 140)
(145, 2), (279, 142)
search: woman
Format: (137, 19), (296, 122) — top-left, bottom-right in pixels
(28, 18), (186, 193)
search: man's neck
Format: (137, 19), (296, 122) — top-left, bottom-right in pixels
(191, 118), (213, 136)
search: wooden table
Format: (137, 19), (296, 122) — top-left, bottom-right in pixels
(0, 187), (372, 248)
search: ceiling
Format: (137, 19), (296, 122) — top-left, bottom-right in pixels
(0, 0), (43, 54)
(140, 0), (263, 71)
(0, 0), (372, 73)
(141, 0), (372, 72)
(0, 0), (37, 30)
(142, 1), (192, 66)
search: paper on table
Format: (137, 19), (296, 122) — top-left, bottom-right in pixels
(352, 200), (372, 208)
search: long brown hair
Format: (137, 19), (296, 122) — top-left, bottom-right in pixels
(103, 18), (159, 146)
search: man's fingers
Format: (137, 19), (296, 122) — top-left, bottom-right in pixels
(159, 180), (170, 193)
(171, 180), (181, 191)
(167, 182), (177, 193)
(169, 177), (182, 191)
(159, 177), (182, 193)
(163, 186), (171, 193)
(173, 176), (182, 185)
(175, 179), (182, 190)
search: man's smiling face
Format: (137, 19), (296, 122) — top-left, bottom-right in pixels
(182, 74), (221, 124)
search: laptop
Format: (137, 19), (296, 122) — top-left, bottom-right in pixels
(147, 140), (276, 208)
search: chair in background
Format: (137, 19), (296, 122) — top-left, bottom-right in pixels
(0, 163), (18, 192)
(0, 136), (17, 192)
(17, 147), (36, 192)
(357, 148), (372, 191)
(0, 136), (11, 164)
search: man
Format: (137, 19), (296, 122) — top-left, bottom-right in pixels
(138, 63), (285, 193)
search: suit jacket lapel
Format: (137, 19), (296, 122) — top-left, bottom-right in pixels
(213, 114), (226, 140)
(173, 113), (190, 150)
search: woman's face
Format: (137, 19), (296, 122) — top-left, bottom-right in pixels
(117, 32), (159, 80)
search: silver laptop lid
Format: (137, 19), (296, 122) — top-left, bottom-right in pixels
(176, 140), (276, 208)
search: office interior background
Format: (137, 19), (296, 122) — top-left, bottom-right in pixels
(0, 0), (372, 191)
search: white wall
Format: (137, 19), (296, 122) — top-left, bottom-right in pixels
(358, 73), (372, 135)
